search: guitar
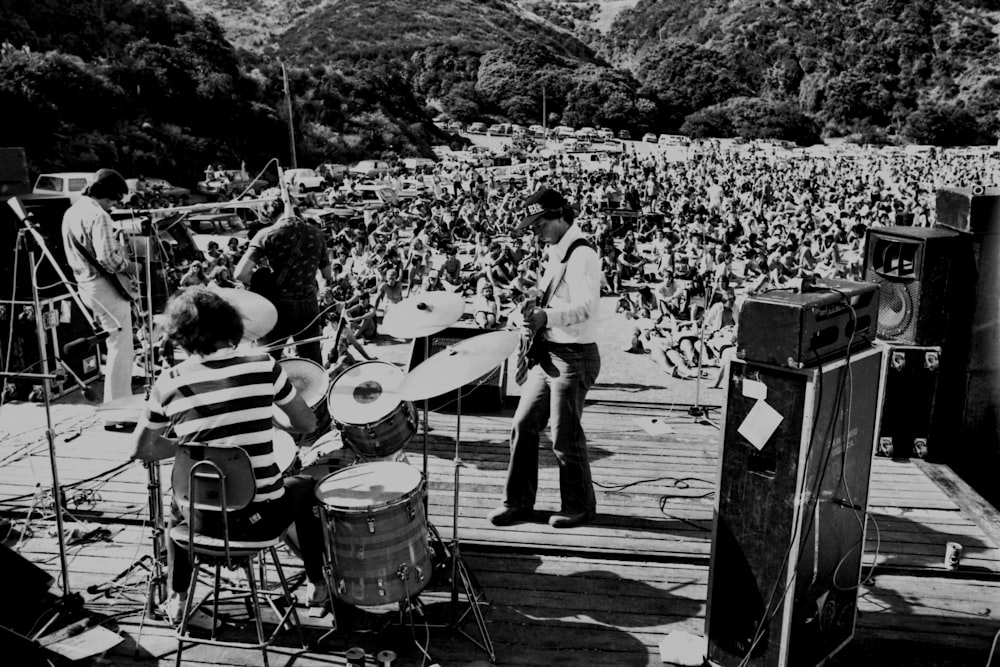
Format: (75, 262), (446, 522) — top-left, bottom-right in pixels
(513, 288), (544, 386)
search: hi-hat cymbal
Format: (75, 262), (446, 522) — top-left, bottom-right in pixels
(397, 330), (519, 401)
(381, 291), (465, 339)
(208, 286), (278, 341)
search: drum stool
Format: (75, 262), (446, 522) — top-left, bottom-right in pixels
(170, 444), (306, 667)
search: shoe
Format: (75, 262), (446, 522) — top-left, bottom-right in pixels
(159, 592), (187, 625)
(548, 509), (596, 529)
(305, 579), (329, 607)
(486, 505), (536, 527)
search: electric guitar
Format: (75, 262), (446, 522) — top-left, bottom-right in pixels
(513, 288), (544, 386)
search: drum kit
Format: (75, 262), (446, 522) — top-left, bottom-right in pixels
(116, 284), (510, 660)
(247, 289), (513, 660)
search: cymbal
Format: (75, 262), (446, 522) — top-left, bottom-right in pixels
(208, 286), (278, 341)
(397, 330), (519, 401)
(381, 291), (465, 338)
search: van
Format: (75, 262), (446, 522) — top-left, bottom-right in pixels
(658, 134), (690, 147)
(32, 172), (96, 202)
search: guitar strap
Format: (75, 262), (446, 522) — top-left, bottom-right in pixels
(540, 238), (594, 309)
(68, 233), (133, 302)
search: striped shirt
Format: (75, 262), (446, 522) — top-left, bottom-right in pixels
(146, 350), (296, 503)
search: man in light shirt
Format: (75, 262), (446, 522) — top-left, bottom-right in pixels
(488, 187), (602, 529)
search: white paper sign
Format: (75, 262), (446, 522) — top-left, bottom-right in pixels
(636, 417), (675, 436)
(742, 378), (767, 401)
(737, 400), (783, 450)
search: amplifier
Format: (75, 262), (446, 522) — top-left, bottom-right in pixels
(737, 278), (879, 368)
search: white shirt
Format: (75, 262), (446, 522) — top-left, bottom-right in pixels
(541, 224), (602, 345)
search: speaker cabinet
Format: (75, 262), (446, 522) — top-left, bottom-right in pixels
(706, 346), (883, 667)
(1, 195), (74, 301)
(408, 324), (507, 412)
(0, 294), (102, 400)
(876, 343), (957, 461)
(863, 226), (973, 346)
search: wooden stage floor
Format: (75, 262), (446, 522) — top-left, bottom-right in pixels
(1, 393), (1000, 666)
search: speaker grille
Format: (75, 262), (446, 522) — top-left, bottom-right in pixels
(865, 269), (920, 343)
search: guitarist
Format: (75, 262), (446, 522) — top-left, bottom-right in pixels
(487, 186), (603, 530)
(61, 168), (138, 405)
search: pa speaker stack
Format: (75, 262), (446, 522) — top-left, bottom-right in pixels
(934, 186), (1000, 478)
(707, 278), (883, 667)
(862, 225), (974, 460)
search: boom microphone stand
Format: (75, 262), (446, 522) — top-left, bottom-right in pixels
(0, 200), (82, 600)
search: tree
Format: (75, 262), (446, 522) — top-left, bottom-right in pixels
(904, 103), (986, 146)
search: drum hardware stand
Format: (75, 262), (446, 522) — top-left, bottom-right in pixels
(423, 389), (496, 662)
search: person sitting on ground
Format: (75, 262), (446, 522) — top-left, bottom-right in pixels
(178, 261), (209, 288)
(473, 282), (502, 329)
(345, 289), (378, 341)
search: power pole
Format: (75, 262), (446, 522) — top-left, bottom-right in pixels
(281, 60), (297, 168)
(542, 84), (547, 136)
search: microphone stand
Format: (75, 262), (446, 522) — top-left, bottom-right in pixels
(0, 225), (76, 600)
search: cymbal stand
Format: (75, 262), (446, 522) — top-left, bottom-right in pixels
(426, 389), (495, 661)
(135, 217), (168, 624)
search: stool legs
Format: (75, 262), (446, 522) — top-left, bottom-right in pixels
(174, 548), (305, 667)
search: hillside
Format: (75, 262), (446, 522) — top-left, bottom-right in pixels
(183, 0), (638, 52)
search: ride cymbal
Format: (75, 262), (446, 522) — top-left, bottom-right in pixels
(397, 330), (519, 401)
(381, 291), (465, 339)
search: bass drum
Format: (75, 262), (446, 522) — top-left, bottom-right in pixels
(327, 360), (416, 459)
(315, 462), (431, 607)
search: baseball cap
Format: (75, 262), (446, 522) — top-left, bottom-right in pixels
(513, 187), (568, 235)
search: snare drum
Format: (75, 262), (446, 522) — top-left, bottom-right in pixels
(298, 430), (357, 480)
(273, 429), (298, 475)
(328, 361), (416, 459)
(315, 462), (431, 606)
(279, 357), (332, 443)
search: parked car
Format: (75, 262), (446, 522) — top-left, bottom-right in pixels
(282, 168), (325, 195)
(32, 172), (96, 202)
(467, 122), (487, 134)
(446, 120), (464, 132)
(401, 157), (437, 173)
(528, 124), (546, 137)
(575, 127), (597, 141)
(554, 125), (575, 138)
(353, 184), (400, 209)
(125, 177), (190, 205)
(642, 132), (658, 143)
(349, 159), (392, 178)
(658, 134), (690, 147)
(488, 123), (512, 136)
(197, 168), (267, 197)
(510, 123), (527, 136)
(617, 129), (631, 140)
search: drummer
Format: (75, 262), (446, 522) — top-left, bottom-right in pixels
(129, 287), (329, 622)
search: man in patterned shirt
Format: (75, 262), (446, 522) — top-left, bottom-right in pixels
(235, 198), (332, 364)
(61, 168), (137, 404)
(130, 287), (326, 620)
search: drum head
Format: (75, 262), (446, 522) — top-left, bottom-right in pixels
(299, 430), (345, 469)
(315, 462), (421, 510)
(273, 429), (297, 474)
(279, 358), (329, 408)
(328, 361), (405, 425)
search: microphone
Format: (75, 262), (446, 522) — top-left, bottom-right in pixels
(63, 331), (110, 357)
(56, 358), (99, 402)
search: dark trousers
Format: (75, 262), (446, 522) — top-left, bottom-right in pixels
(168, 474), (325, 592)
(262, 297), (322, 364)
(504, 342), (601, 514)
